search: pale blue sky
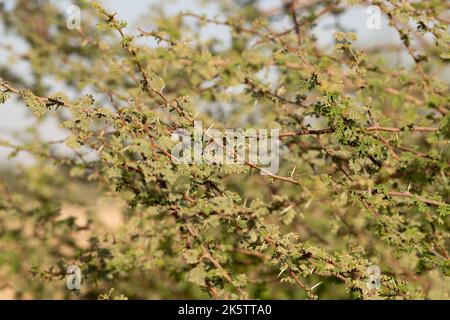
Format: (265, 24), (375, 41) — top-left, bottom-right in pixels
(0, 0), (412, 165)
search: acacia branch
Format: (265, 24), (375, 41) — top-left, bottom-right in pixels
(279, 125), (439, 138)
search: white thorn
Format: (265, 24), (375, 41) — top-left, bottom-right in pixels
(290, 166), (296, 178)
(277, 268), (286, 278)
(280, 204), (293, 215)
(311, 281), (323, 291)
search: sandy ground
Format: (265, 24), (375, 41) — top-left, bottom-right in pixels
(0, 199), (124, 299)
